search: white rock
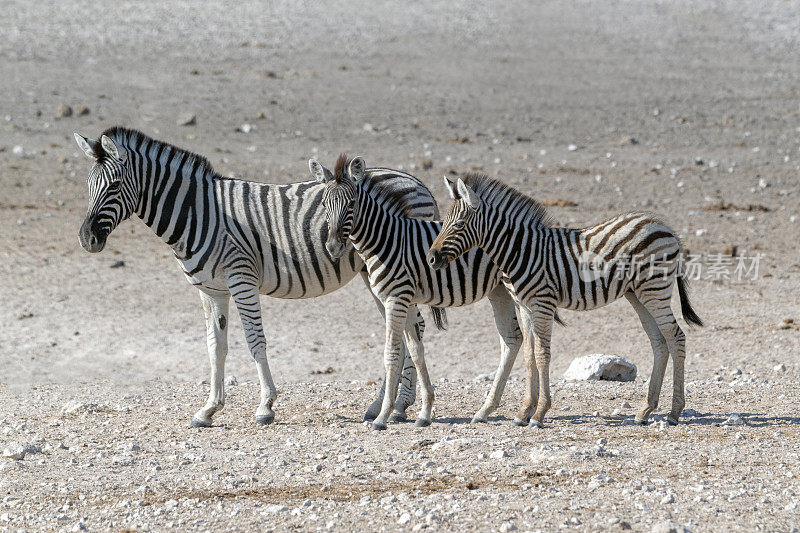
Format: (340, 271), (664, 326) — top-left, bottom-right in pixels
(661, 493), (675, 504)
(12, 145), (24, 156)
(563, 354), (637, 382)
(568, 144), (578, 152)
(398, 513), (411, 525)
(2, 444), (26, 461)
(473, 372), (495, 382)
(265, 504), (288, 514)
(695, 228), (707, 237)
(651, 521), (689, 533)
(758, 178), (770, 189)
(723, 413), (746, 426)
(489, 449), (508, 459)
(500, 521), (518, 532)
(773, 363), (786, 372)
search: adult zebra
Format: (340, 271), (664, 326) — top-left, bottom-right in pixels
(428, 174), (703, 428)
(73, 127), (438, 427)
(312, 154), (540, 431)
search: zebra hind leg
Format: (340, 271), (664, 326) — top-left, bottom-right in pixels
(191, 290), (230, 428)
(625, 292), (670, 425)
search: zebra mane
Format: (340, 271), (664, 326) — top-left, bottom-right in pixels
(100, 126), (217, 178)
(461, 172), (553, 227)
(332, 153), (350, 183)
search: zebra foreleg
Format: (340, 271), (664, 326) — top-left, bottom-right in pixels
(191, 290), (230, 428)
(229, 279), (278, 425)
(372, 299), (410, 431)
(389, 307), (423, 423)
(472, 286), (524, 424)
(363, 276), (418, 422)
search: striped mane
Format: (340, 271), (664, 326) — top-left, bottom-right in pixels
(333, 153), (439, 219)
(461, 172), (552, 227)
(101, 126), (217, 178)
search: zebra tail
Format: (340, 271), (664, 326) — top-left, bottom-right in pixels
(677, 275), (704, 327)
(430, 307), (448, 331)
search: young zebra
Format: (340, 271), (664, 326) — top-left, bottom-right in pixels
(73, 127), (439, 427)
(428, 174), (703, 428)
(312, 155), (534, 430)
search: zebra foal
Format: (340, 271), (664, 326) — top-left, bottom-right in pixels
(429, 174), (703, 428)
(73, 127), (438, 426)
(313, 155), (533, 430)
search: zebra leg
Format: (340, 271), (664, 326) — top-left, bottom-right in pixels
(625, 292), (670, 425)
(362, 273), (417, 422)
(372, 298), (410, 431)
(528, 307), (555, 428)
(390, 306), (423, 423)
(228, 279), (278, 425)
(191, 290), (230, 428)
(402, 311), (435, 427)
(472, 286), (524, 423)
(513, 307), (538, 425)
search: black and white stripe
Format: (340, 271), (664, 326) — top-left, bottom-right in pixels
(312, 155), (529, 430)
(429, 174), (703, 428)
(74, 127), (438, 426)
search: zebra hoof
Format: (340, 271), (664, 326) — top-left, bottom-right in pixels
(470, 416), (487, 424)
(190, 417), (212, 428)
(256, 413), (275, 425)
(634, 417), (648, 426)
(388, 412), (408, 423)
(363, 412), (376, 422)
(528, 419), (544, 429)
(512, 417), (529, 427)
(414, 418), (431, 428)
(371, 421), (387, 431)
(666, 416), (679, 426)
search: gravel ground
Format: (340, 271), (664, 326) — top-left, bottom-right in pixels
(1, 1), (799, 531)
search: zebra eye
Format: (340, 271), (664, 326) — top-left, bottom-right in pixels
(452, 220), (465, 230)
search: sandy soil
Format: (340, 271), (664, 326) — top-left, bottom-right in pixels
(1, 1), (799, 531)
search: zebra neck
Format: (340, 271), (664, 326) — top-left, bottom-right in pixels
(132, 147), (215, 258)
(479, 204), (545, 279)
(349, 189), (394, 257)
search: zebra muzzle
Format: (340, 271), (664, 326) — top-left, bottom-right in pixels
(78, 216), (107, 253)
(427, 249), (448, 269)
(325, 239), (346, 260)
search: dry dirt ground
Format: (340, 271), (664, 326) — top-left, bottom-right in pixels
(1, 1), (799, 531)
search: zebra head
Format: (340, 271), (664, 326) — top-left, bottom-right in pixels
(428, 176), (481, 269)
(310, 154), (364, 259)
(74, 132), (136, 253)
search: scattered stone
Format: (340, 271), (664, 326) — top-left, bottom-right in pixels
(310, 367), (335, 375)
(723, 413), (746, 426)
(110, 261), (125, 268)
(758, 178), (770, 189)
(651, 520), (689, 533)
(362, 123), (374, 132)
(75, 105), (90, 116)
(56, 104), (73, 118)
(12, 145), (24, 157)
(567, 144), (578, 151)
(237, 123), (253, 133)
(563, 354), (637, 382)
(620, 136), (639, 145)
(265, 504), (288, 514)
(226, 375), (238, 386)
(489, 449), (508, 459)
(660, 493), (675, 504)
(177, 113), (196, 126)
(421, 159), (433, 170)
(777, 318), (795, 330)
(398, 513), (411, 525)
(773, 363), (787, 372)
(2, 444), (27, 461)
(500, 522), (517, 532)
(473, 372), (495, 382)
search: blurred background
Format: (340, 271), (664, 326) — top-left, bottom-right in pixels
(1, 1), (798, 389)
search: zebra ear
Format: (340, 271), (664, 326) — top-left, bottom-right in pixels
(74, 133), (98, 160)
(100, 135), (126, 161)
(456, 178), (479, 209)
(309, 158), (331, 183)
(443, 175), (458, 199)
(348, 156), (365, 181)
